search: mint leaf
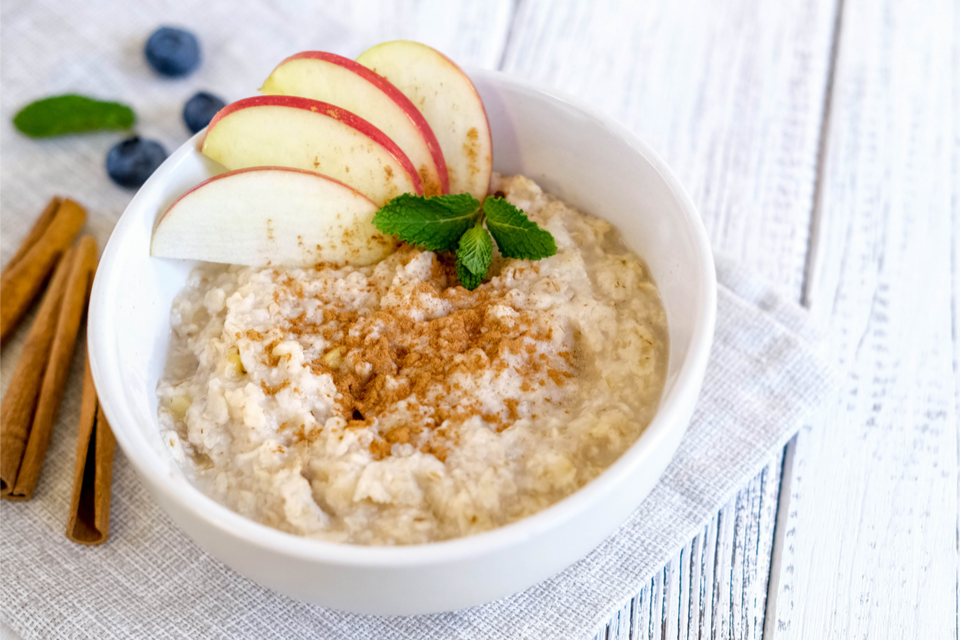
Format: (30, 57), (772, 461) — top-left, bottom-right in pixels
(456, 259), (483, 290)
(456, 225), (493, 279)
(372, 192), (558, 290)
(13, 94), (135, 138)
(373, 193), (480, 251)
(483, 197), (557, 260)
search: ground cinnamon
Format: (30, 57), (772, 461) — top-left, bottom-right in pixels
(0, 246), (74, 496)
(0, 198), (85, 345)
(5, 236), (97, 501)
(259, 251), (574, 459)
(66, 356), (115, 545)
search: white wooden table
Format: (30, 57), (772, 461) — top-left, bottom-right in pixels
(2, 1), (957, 638)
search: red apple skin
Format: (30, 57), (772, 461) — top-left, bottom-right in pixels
(201, 95), (424, 196)
(268, 51), (448, 195)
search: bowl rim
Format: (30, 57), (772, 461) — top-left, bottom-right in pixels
(89, 67), (717, 568)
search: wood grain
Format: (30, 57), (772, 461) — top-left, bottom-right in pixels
(502, 0), (838, 301)
(763, 434), (803, 638)
(500, 1), (837, 637)
(591, 449), (783, 640)
(954, 32), (960, 640)
(323, 0), (516, 69)
(767, 0), (960, 635)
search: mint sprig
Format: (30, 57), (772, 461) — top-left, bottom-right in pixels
(373, 192), (557, 290)
(13, 94), (135, 138)
(372, 193), (480, 252)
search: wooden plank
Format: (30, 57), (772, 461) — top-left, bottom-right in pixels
(663, 553), (681, 640)
(954, 35), (960, 640)
(651, 567), (664, 640)
(637, 577), (651, 640)
(688, 531), (703, 639)
(700, 515), (718, 638)
(756, 454), (784, 637)
(676, 543), (691, 640)
(323, 0), (515, 68)
(502, 0), (838, 300)
(734, 452), (783, 639)
(768, 0), (960, 635)
(605, 599), (633, 640)
(712, 500), (736, 639)
(730, 483), (754, 637)
(764, 435), (804, 637)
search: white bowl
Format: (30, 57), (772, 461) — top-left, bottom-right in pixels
(88, 69), (716, 615)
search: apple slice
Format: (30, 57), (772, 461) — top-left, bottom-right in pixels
(150, 167), (395, 267)
(260, 51), (448, 197)
(356, 41), (492, 201)
(200, 95), (422, 207)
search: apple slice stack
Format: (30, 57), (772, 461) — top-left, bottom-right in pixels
(151, 41), (493, 268)
(260, 51), (448, 198)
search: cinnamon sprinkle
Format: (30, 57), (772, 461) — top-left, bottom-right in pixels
(260, 379), (290, 396)
(243, 251), (577, 462)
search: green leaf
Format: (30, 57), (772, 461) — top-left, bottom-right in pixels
(483, 197), (557, 260)
(13, 94), (135, 138)
(372, 192), (558, 290)
(456, 259), (483, 290)
(456, 225), (493, 279)
(373, 193), (480, 252)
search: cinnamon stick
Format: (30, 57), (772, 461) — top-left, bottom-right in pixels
(5, 235), (98, 501)
(0, 246), (74, 496)
(5, 197), (61, 270)
(0, 198), (85, 346)
(66, 357), (115, 545)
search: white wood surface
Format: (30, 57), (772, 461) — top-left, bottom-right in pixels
(955, 40), (960, 640)
(324, 0), (515, 70)
(497, 2), (838, 638)
(766, 0), (960, 636)
(501, 0), (838, 301)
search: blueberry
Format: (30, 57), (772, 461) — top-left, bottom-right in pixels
(106, 137), (167, 188)
(145, 27), (200, 77)
(183, 91), (226, 133)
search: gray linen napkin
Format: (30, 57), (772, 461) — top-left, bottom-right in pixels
(0, 3), (835, 638)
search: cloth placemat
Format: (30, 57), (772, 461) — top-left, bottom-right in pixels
(1, 3), (835, 639)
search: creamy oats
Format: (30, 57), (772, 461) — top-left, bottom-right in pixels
(157, 174), (668, 545)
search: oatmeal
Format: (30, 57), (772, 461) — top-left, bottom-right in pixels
(157, 174), (668, 545)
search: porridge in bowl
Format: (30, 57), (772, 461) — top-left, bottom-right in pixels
(157, 174), (668, 545)
(151, 42), (669, 546)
